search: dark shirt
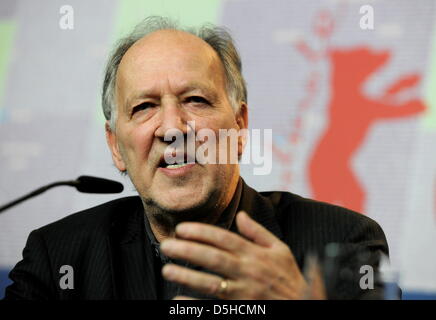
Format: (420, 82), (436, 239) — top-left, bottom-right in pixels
(143, 179), (243, 300)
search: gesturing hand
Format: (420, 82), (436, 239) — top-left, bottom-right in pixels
(160, 211), (325, 299)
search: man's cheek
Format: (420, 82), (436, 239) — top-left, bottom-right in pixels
(127, 132), (153, 159)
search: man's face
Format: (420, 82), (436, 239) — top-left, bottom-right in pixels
(106, 30), (247, 214)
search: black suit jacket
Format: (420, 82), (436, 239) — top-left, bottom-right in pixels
(4, 181), (389, 300)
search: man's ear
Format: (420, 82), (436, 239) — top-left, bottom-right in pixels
(105, 121), (127, 172)
(236, 102), (249, 157)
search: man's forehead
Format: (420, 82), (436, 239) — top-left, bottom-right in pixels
(117, 29), (224, 81)
(122, 29), (218, 65)
(116, 29), (227, 101)
(137, 29), (205, 45)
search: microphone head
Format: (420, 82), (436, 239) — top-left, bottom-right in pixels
(75, 176), (124, 194)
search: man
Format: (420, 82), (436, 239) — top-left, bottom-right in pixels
(4, 16), (390, 300)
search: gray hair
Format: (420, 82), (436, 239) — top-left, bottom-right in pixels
(102, 16), (247, 131)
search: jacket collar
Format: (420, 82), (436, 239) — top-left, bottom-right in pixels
(234, 179), (283, 240)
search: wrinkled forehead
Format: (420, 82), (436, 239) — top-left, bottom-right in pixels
(116, 29), (226, 91)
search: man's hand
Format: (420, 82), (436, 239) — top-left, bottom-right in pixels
(160, 211), (325, 299)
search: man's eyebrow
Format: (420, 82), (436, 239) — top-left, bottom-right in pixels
(125, 90), (157, 110)
(179, 83), (218, 98)
(125, 83), (218, 109)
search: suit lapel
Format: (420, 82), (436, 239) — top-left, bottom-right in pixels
(107, 199), (157, 300)
(234, 180), (283, 240)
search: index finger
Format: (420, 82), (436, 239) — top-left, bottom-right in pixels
(175, 221), (253, 254)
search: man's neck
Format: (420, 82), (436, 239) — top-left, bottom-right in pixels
(143, 199), (227, 243)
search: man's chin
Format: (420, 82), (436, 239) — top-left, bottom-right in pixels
(143, 186), (216, 220)
(154, 199), (204, 214)
(143, 197), (212, 227)
(151, 180), (207, 205)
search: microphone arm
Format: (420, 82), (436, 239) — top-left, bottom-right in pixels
(0, 176), (123, 214)
(0, 180), (76, 213)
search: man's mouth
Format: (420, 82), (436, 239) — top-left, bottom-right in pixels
(157, 153), (197, 169)
(165, 163), (191, 169)
(157, 156), (197, 177)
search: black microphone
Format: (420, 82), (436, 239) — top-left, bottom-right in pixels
(0, 176), (124, 214)
(73, 175), (124, 193)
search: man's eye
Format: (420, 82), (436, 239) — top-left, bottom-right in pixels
(132, 102), (155, 115)
(185, 96), (209, 105)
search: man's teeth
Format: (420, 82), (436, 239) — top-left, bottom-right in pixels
(165, 163), (189, 169)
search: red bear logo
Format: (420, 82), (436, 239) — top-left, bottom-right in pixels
(308, 47), (426, 213)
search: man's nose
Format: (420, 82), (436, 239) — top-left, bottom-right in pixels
(154, 101), (189, 140)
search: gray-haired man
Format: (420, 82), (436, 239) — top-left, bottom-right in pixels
(5, 17), (390, 300)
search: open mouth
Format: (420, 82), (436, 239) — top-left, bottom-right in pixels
(165, 163), (191, 169)
(157, 153), (196, 169)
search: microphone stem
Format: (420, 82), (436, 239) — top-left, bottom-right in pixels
(0, 180), (76, 214)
